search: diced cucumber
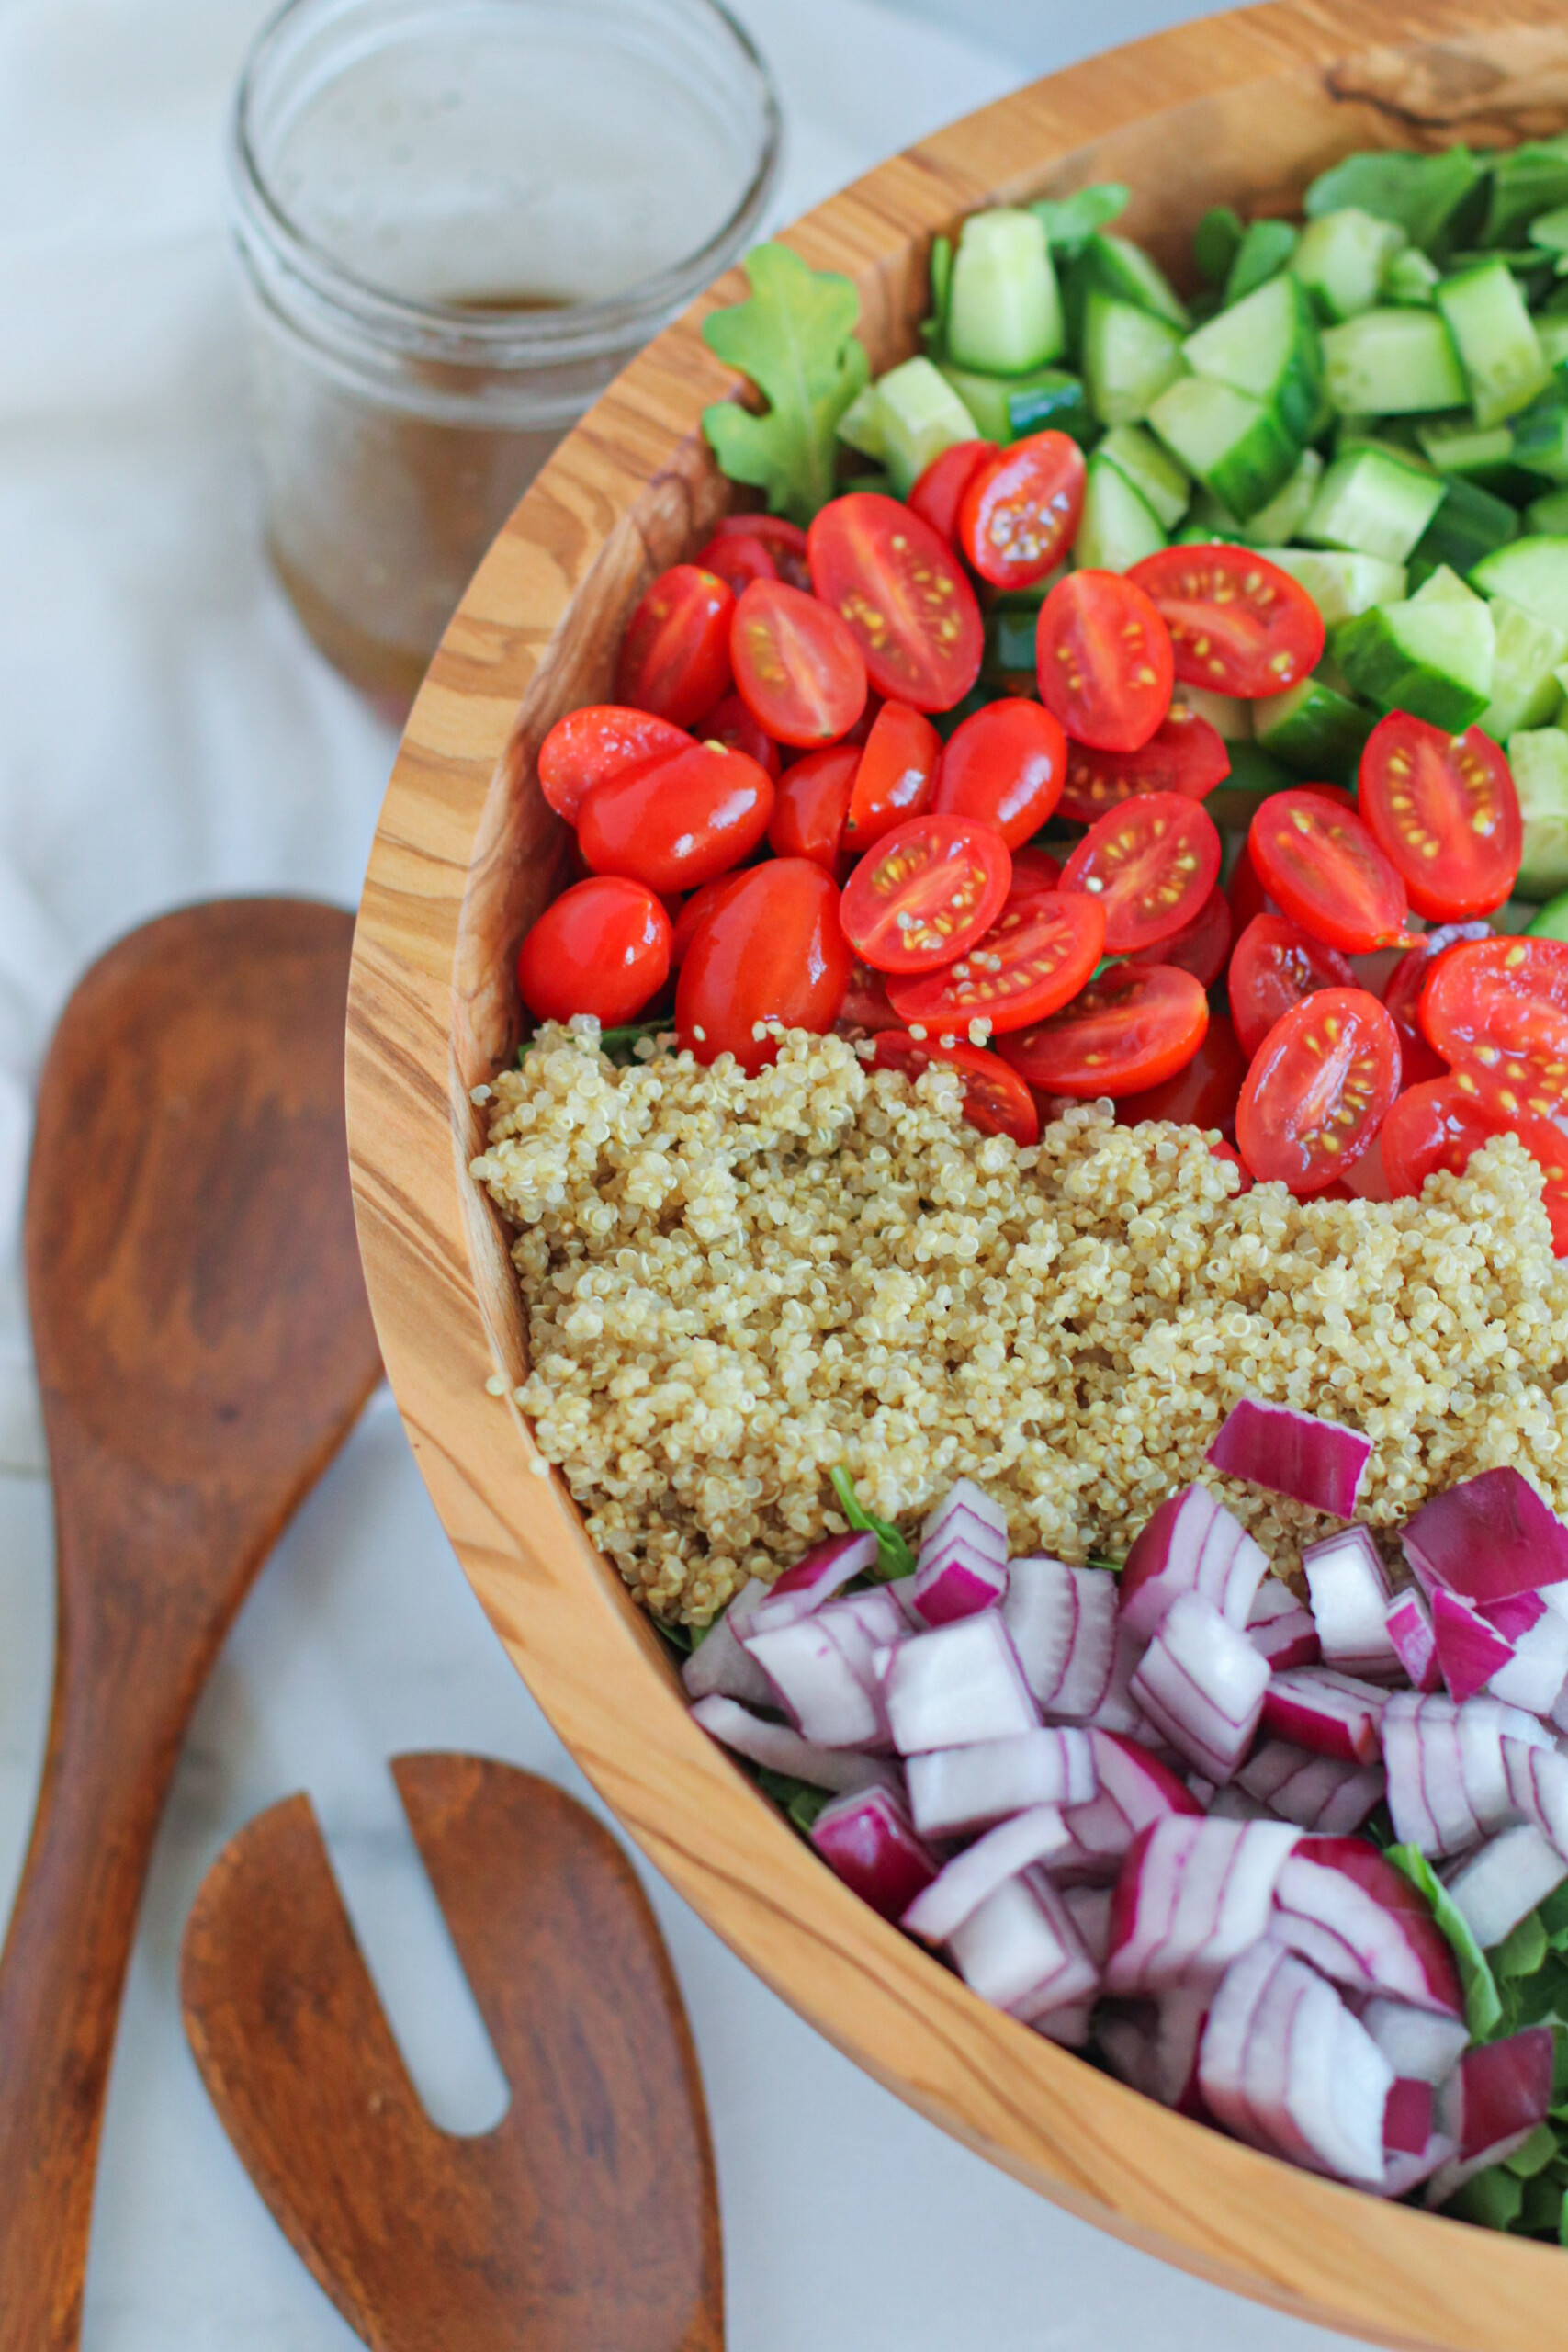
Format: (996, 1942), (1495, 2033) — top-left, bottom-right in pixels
(1478, 594), (1568, 741)
(1171, 684), (1252, 740)
(1181, 269), (1323, 443)
(1334, 580), (1495, 729)
(946, 209), (1065, 377)
(1406, 476), (1518, 584)
(1537, 317), (1568, 371)
(1082, 292), (1186, 426)
(1292, 207), (1407, 322)
(1075, 232), (1190, 329)
(1435, 259), (1550, 428)
(921, 235), (953, 358)
(1097, 423), (1190, 528)
(1238, 448), (1325, 547)
(1382, 248), (1441, 308)
(1530, 204), (1568, 259)
(1511, 393), (1568, 485)
(936, 360), (1086, 446)
(837, 381), (887, 461)
(1408, 563), (1476, 607)
(1224, 219), (1298, 305)
(1320, 309), (1467, 415)
(873, 357), (982, 497)
(1206, 739), (1296, 828)
(1074, 451), (1167, 571)
(1146, 375), (1299, 519)
(1415, 413), (1524, 498)
(1471, 536), (1568, 634)
(1254, 668), (1376, 779)
(1528, 487), (1568, 536)
(1507, 727), (1568, 898)
(1526, 888), (1568, 940)
(1334, 414), (1427, 461)
(1264, 547), (1407, 624)
(1301, 445), (1444, 563)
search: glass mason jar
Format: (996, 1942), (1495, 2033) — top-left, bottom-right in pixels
(229, 0), (781, 715)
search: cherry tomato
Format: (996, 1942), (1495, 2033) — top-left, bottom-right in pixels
(837, 959), (898, 1034)
(708, 513), (813, 592)
(1380, 1076), (1568, 1250)
(693, 531), (778, 595)
(615, 565), (735, 727)
(808, 492), (984, 711)
(840, 814), (1012, 976)
(1059, 791), (1222, 956)
(1210, 1138), (1253, 1191)
(1115, 1011), (1248, 1137)
(869, 1030), (1039, 1147)
(699, 690), (781, 777)
(959, 431), (1087, 590)
(1228, 912), (1357, 1059)
(537, 706), (693, 824)
(1127, 882), (1232, 989)
(517, 876), (671, 1027)
(730, 578), (867, 749)
(932, 697), (1066, 848)
(843, 701), (942, 854)
(577, 741), (773, 894)
(1382, 922), (1491, 1086)
(1235, 988), (1401, 1194)
(1249, 790), (1409, 954)
(670, 872), (751, 968)
(675, 858), (852, 1073)
(1058, 706), (1229, 825)
(1358, 712), (1522, 922)
(768, 743), (859, 868)
(1035, 570), (1175, 754)
(1008, 845), (1063, 900)
(1227, 839), (1273, 936)
(998, 964), (1210, 1098)
(1127, 546), (1325, 698)
(886, 888), (1106, 1035)
(908, 440), (995, 548)
(1419, 934), (1568, 1114)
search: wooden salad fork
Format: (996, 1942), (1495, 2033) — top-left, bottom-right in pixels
(180, 1753), (725, 2351)
(0, 899), (383, 2348)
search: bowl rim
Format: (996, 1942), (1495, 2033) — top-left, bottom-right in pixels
(346, 3), (1568, 2341)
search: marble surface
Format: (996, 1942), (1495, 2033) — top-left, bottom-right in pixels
(0, 0), (1365, 2340)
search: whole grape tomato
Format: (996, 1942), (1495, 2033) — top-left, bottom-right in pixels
(675, 858), (851, 1072)
(517, 876), (671, 1028)
(577, 741), (773, 894)
(932, 697), (1066, 848)
(537, 706), (693, 825)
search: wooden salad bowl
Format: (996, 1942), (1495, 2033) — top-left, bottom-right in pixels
(345, 3), (1568, 2340)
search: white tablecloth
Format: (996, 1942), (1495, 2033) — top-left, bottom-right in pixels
(0, 0), (1358, 2340)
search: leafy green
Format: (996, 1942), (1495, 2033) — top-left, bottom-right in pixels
(1483, 139), (1568, 249)
(702, 243), (870, 526)
(1086, 1552), (1124, 1575)
(1386, 1842), (1504, 2039)
(754, 1763), (831, 1834)
(829, 1466), (916, 1582)
(1446, 2163), (1524, 2230)
(1506, 2122), (1560, 2178)
(1495, 1911), (1551, 1981)
(1193, 204), (1244, 288)
(1540, 1879), (1568, 1949)
(596, 1017), (674, 1064)
(1303, 145), (1483, 255)
(1031, 182), (1129, 260)
(1225, 218), (1299, 303)
(658, 1618), (697, 1655)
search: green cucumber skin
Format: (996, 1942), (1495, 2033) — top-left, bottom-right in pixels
(1074, 455), (1167, 571)
(1147, 376), (1299, 519)
(1254, 674), (1376, 779)
(1434, 258), (1551, 430)
(1471, 537), (1568, 636)
(1334, 604), (1493, 730)
(1181, 270), (1324, 444)
(1321, 309), (1468, 415)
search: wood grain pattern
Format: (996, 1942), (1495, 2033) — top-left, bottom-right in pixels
(180, 1754), (724, 2352)
(0, 900), (383, 2350)
(345, 9), (1568, 2343)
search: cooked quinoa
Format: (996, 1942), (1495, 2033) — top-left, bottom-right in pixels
(471, 1020), (1568, 1624)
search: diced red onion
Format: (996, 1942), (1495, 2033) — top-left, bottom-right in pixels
(1207, 1784), (1270, 1820)
(1377, 2130), (1460, 2199)
(1238, 1742), (1387, 1835)
(947, 1864), (1099, 2017)
(1487, 1605), (1568, 1717)
(1129, 1591), (1269, 1781)
(742, 1614), (886, 1747)
(1360, 1998), (1470, 2086)
(906, 1725), (1094, 1839)
(1382, 2075), (1435, 2158)
(1483, 1589), (1547, 1641)
(881, 1613), (1039, 1755)
(1403, 1466), (1568, 1607)
(691, 1694), (900, 1792)
(1054, 1730), (1201, 1883)
(1002, 1556), (1117, 1720)
(902, 1805), (1069, 1944)
(1062, 1882), (1113, 1969)
(1099, 1983), (1211, 2113)
(1429, 1585), (1515, 1705)
(1199, 1941), (1393, 2185)
(747, 1531), (879, 1634)
(1383, 1587), (1440, 1694)
(920, 1476), (1008, 1556)
(1104, 1815), (1299, 1995)
(1260, 1668), (1387, 1764)
(1206, 1397), (1371, 1520)
(816, 1585), (909, 1679)
(1428, 2029), (1554, 2205)
(1270, 1836), (1462, 2015)
(682, 1577), (777, 1709)
(1303, 1529), (1399, 1679)
(809, 1784), (939, 1919)
(1383, 1692), (1549, 1858)
(1247, 1576), (1321, 1672)
(911, 1484), (1010, 1626)
(1446, 1822), (1568, 1951)
(1087, 1623), (1157, 1742)
(1120, 1485), (1269, 1640)
(1501, 1733), (1568, 1860)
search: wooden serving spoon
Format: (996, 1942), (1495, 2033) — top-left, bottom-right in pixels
(181, 1753), (725, 2351)
(0, 899), (383, 2350)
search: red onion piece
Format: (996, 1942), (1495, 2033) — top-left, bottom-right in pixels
(1270, 1836), (1462, 2015)
(1501, 1733), (1568, 1860)
(907, 1725), (1094, 1839)
(809, 1784), (939, 1919)
(1383, 1692), (1549, 1858)
(1062, 1883), (1113, 1970)
(1120, 1485), (1269, 1641)
(1247, 1576), (1322, 1672)
(1377, 2130), (1460, 2200)
(1099, 1983), (1211, 2113)
(1104, 1815), (1298, 1995)
(1239, 1741), (1387, 1834)
(1199, 1941), (1393, 2185)
(1447, 1823), (1568, 1951)
(1129, 1591), (1269, 1781)
(947, 1864), (1099, 2017)
(1002, 1556), (1117, 1720)
(691, 1694), (899, 1793)
(901, 1805), (1069, 1944)
(1429, 1585), (1514, 1704)
(1054, 1730), (1201, 1883)
(1383, 1587), (1440, 1694)
(816, 1586), (909, 1687)
(682, 1577), (777, 1708)
(1487, 1605), (1568, 1717)
(1428, 2029), (1554, 2205)
(748, 1530), (879, 1633)
(1260, 1668), (1387, 1764)
(1383, 2076), (1435, 2158)
(742, 1614), (886, 1747)
(881, 1613), (1039, 1755)
(1027, 1997), (1096, 2045)
(1360, 1998), (1469, 2086)
(909, 1545), (1008, 1627)
(1483, 1589), (1547, 1641)
(1206, 1397), (1371, 1519)
(1087, 1623), (1158, 1742)
(1403, 1466), (1568, 1607)
(1302, 1528), (1399, 1679)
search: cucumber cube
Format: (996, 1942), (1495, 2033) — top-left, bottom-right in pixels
(1512, 394), (1568, 485)
(1082, 292), (1186, 426)
(1471, 536), (1568, 635)
(1506, 728), (1568, 899)
(1436, 259), (1550, 429)
(836, 381), (887, 461)
(1301, 446), (1444, 563)
(873, 357), (984, 497)
(1537, 317), (1568, 371)
(1239, 448), (1325, 547)
(1097, 423), (1190, 528)
(1527, 488), (1568, 536)
(1181, 270), (1324, 443)
(1382, 249), (1441, 308)
(1292, 207), (1407, 322)
(1479, 594), (1568, 741)
(1263, 547), (1408, 625)
(1321, 309), (1467, 415)
(936, 361), (1087, 447)
(1254, 669), (1376, 779)
(1205, 740), (1295, 829)
(946, 209), (1065, 377)
(1146, 376), (1299, 519)
(1335, 586), (1495, 729)
(1406, 476), (1518, 585)
(1074, 452), (1167, 571)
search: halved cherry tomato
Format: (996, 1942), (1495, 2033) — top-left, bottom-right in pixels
(730, 579), (867, 748)
(675, 858), (851, 1072)
(837, 959), (899, 1035)
(998, 964), (1209, 1098)
(577, 741), (773, 894)
(1358, 712), (1522, 922)
(807, 493), (984, 711)
(1209, 1139), (1254, 1192)
(840, 813), (1011, 975)
(670, 872), (751, 968)
(886, 888), (1106, 1036)
(615, 565), (735, 726)
(1419, 934), (1568, 1114)
(1380, 1076), (1568, 1251)
(908, 440), (995, 549)
(959, 431), (1087, 590)
(1058, 706), (1230, 825)
(1035, 570), (1174, 754)
(1128, 882), (1232, 989)
(768, 744), (859, 868)
(1008, 845), (1063, 900)
(517, 876), (672, 1028)
(931, 697), (1066, 848)
(869, 1030), (1039, 1147)
(1382, 921), (1492, 1086)
(842, 701), (942, 854)
(1114, 1010), (1248, 1137)
(1059, 791), (1222, 956)
(537, 706), (693, 824)
(1228, 912), (1357, 1059)
(1127, 546), (1325, 698)
(700, 690), (781, 776)
(707, 513), (813, 592)
(1235, 988), (1401, 1194)
(693, 532), (778, 595)
(1249, 790), (1409, 953)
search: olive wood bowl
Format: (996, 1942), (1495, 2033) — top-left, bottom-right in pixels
(345, 5), (1568, 2340)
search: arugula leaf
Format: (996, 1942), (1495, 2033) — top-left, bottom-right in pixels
(1539, 1879), (1568, 1948)
(1031, 183), (1129, 260)
(1496, 1911), (1551, 1980)
(596, 1017), (673, 1064)
(1483, 139), (1568, 249)
(1303, 146), (1484, 256)
(754, 1763), (831, 1834)
(1506, 2121), (1560, 2178)
(702, 243), (870, 526)
(1446, 2163), (1524, 2229)
(829, 1465), (916, 1582)
(658, 1618), (696, 1656)
(1193, 205), (1244, 288)
(1086, 1552), (1124, 1574)
(1225, 218), (1298, 304)
(1386, 1841), (1504, 2039)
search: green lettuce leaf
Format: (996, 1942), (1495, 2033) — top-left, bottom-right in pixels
(1032, 183), (1129, 259)
(829, 1466), (916, 1582)
(1386, 1841), (1504, 2039)
(1303, 146), (1483, 256)
(702, 243), (870, 526)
